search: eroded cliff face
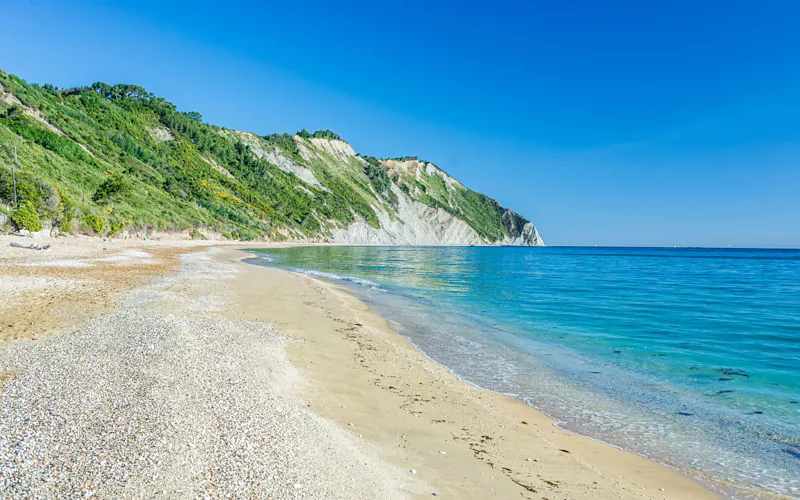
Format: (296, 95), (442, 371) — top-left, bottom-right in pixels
(259, 136), (544, 246)
(329, 185), (544, 246)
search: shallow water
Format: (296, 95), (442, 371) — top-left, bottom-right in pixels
(249, 246), (800, 498)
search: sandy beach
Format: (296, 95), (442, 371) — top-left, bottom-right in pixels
(0, 236), (722, 499)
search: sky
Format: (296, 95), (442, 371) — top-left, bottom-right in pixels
(3, 0), (799, 247)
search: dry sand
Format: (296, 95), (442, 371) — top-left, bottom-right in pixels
(0, 234), (212, 345)
(0, 237), (723, 498)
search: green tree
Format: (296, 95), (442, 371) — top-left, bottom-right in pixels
(93, 172), (131, 203)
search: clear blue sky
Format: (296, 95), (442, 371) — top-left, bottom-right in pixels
(3, 0), (799, 247)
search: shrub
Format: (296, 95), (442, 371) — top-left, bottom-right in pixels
(1, 104), (23, 119)
(108, 218), (125, 236)
(362, 157), (398, 205)
(93, 172), (131, 203)
(189, 227), (207, 240)
(82, 213), (105, 234)
(51, 186), (75, 234)
(263, 133), (303, 162)
(59, 217), (74, 234)
(0, 117), (88, 163)
(12, 200), (42, 232)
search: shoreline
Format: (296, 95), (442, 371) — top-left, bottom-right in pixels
(386, 315), (751, 499)
(226, 248), (721, 499)
(241, 246), (798, 500)
(241, 249), (782, 500)
(0, 237), (728, 498)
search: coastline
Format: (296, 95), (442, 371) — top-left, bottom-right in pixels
(0, 238), (723, 498)
(224, 247), (721, 499)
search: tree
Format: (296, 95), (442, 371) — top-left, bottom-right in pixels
(90, 81), (112, 98)
(296, 129), (343, 140)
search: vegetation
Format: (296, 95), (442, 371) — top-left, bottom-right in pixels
(82, 213), (105, 234)
(297, 129), (342, 141)
(386, 155), (420, 162)
(263, 133), (303, 162)
(360, 155), (398, 206)
(0, 116), (89, 163)
(11, 200), (42, 232)
(93, 172), (131, 203)
(0, 70), (530, 242)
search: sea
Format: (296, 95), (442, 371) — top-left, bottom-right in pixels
(248, 246), (800, 498)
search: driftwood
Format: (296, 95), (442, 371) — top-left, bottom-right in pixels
(9, 241), (51, 251)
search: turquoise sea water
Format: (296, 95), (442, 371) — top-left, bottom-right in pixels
(249, 246), (800, 498)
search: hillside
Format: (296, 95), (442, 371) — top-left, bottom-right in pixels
(0, 71), (543, 245)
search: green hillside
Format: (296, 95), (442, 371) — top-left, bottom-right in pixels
(0, 70), (538, 243)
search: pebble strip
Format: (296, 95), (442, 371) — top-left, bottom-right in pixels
(0, 250), (412, 499)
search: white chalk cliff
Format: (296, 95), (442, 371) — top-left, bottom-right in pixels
(238, 133), (544, 246)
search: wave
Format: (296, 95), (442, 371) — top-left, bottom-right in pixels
(289, 267), (383, 290)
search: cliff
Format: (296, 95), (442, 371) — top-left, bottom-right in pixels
(0, 71), (543, 245)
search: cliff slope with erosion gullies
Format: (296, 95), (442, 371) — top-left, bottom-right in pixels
(0, 71), (543, 245)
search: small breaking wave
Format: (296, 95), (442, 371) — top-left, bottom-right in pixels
(292, 268), (382, 289)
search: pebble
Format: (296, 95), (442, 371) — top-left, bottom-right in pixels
(0, 250), (410, 499)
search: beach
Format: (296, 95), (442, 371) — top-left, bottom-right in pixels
(0, 237), (720, 498)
